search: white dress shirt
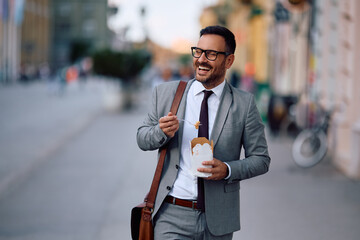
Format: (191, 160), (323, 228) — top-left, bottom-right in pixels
(169, 80), (231, 200)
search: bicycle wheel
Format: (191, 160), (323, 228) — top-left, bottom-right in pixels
(292, 129), (328, 168)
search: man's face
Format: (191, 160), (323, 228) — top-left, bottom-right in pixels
(193, 34), (234, 89)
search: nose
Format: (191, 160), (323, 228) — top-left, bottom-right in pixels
(197, 51), (208, 63)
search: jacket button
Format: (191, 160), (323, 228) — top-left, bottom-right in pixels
(175, 165), (179, 169)
(166, 186), (171, 190)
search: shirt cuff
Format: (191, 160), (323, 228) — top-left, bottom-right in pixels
(224, 162), (231, 180)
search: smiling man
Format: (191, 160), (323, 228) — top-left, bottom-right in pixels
(137, 25), (270, 239)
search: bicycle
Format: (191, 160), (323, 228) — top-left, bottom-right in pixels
(292, 106), (332, 168)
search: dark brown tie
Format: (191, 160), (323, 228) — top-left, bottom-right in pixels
(197, 90), (213, 211)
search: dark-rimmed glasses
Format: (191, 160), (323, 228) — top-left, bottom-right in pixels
(191, 47), (231, 61)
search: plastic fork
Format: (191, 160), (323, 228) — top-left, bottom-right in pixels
(178, 119), (201, 129)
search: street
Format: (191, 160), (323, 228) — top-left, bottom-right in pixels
(0, 79), (359, 240)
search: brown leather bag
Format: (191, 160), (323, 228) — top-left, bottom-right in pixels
(131, 81), (187, 240)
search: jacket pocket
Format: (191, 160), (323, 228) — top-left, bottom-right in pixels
(224, 182), (240, 193)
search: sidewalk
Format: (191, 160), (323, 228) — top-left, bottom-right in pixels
(234, 134), (360, 239)
(0, 79), (106, 197)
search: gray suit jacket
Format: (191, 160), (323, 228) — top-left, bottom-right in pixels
(137, 79), (270, 236)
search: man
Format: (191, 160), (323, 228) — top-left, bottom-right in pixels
(137, 25), (270, 239)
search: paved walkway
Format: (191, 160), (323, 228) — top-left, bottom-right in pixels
(234, 134), (360, 239)
(0, 79), (109, 196)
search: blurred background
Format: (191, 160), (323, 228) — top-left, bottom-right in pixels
(0, 0), (359, 239)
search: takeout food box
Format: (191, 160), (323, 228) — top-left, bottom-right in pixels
(190, 137), (213, 178)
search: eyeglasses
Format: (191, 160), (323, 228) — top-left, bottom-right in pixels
(191, 47), (231, 61)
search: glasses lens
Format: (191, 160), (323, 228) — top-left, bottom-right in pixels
(205, 50), (217, 61)
(192, 48), (202, 58)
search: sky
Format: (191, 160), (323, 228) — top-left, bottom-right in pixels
(107, 0), (218, 52)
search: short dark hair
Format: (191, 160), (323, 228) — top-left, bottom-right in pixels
(200, 25), (236, 54)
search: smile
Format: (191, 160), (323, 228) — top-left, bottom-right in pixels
(198, 66), (211, 71)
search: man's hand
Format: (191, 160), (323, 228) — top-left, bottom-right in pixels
(198, 158), (229, 180)
(159, 112), (179, 138)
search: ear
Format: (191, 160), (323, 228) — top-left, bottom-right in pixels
(225, 54), (235, 69)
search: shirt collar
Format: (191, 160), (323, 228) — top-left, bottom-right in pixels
(193, 79), (226, 98)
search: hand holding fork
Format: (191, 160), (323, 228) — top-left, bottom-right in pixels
(159, 113), (201, 138)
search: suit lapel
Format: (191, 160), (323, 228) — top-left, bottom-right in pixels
(211, 82), (232, 148)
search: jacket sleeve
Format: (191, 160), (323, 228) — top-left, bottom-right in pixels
(136, 85), (170, 151)
(227, 94), (270, 182)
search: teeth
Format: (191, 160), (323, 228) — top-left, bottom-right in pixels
(199, 66), (210, 71)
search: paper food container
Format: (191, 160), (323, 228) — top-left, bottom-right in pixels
(190, 137), (213, 178)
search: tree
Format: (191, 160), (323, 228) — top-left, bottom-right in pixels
(92, 48), (151, 83)
(92, 48), (152, 110)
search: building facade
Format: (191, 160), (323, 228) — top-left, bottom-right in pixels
(1, 0), (110, 83)
(51, 0), (110, 71)
(314, 0), (360, 178)
(0, 0), (28, 83)
(21, 0), (51, 80)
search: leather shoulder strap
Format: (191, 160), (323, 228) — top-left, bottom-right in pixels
(145, 81), (187, 209)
